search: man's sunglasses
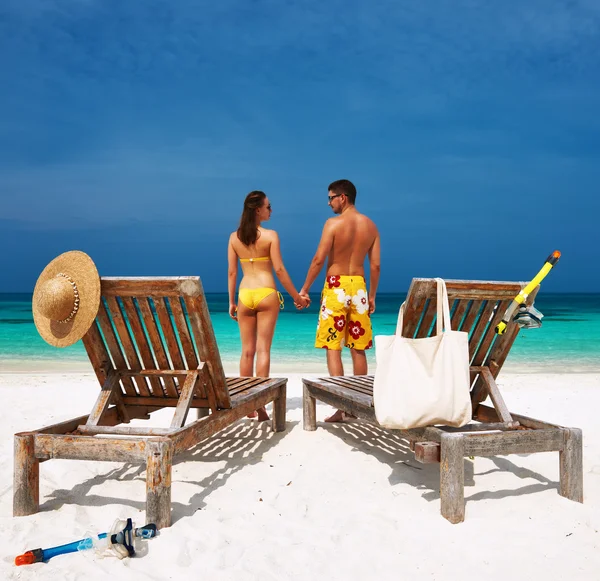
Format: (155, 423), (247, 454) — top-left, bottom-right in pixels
(328, 194), (343, 202)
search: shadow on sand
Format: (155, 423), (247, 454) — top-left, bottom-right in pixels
(42, 417), (297, 525)
(317, 418), (556, 505)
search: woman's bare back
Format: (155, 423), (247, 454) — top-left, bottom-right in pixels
(230, 228), (277, 289)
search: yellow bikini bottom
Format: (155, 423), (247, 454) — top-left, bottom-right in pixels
(238, 288), (284, 310)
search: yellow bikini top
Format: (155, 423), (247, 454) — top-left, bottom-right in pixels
(239, 256), (270, 263)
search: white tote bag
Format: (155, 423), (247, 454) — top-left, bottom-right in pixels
(373, 278), (472, 429)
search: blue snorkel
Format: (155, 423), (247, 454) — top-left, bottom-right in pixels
(15, 518), (157, 566)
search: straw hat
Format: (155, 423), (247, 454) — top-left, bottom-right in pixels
(33, 251), (101, 347)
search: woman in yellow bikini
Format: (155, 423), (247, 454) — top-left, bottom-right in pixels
(228, 191), (309, 421)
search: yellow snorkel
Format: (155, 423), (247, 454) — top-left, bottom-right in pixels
(495, 250), (561, 335)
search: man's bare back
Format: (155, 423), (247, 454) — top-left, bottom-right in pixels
(325, 209), (379, 278)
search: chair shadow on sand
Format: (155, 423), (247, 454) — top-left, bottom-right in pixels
(42, 418), (297, 525)
(320, 419), (474, 498)
(320, 417), (558, 506)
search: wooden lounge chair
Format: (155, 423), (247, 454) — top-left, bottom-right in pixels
(14, 277), (287, 529)
(302, 278), (583, 523)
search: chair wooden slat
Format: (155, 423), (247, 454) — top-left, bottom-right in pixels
(169, 298), (199, 370)
(105, 295), (151, 396)
(227, 377), (272, 396)
(459, 299), (484, 338)
(441, 280), (523, 298)
(185, 293), (230, 410)
(402, 296), (426, 338)
(86, 371), (123, 426)
(180, 295), (212, 403)
(415, 297), (438, 338)
(350, 376), (374, 388)
(136, 298), (179, 398)
(82, 322), (111, 388)
(478, 367), (513, 424)
(153, 297), (186, 395)
(323, 376), (374, 396)
(303, 376), (373, 408)
(450, 298), (470, 331)
(468, 301), (497, 361)
(95, 302), (137, 396)
(169, 297), (215, 408)
(181, 294), (210, 365)
(408, 278), (526, 300)
(170, 370), (200, 429)
(226, 377), (249, 388)
(100, 277), (202, 297)
(121, 396), (209, 408)
(471, 299), (510, 367)
(121, 297), (165, 397)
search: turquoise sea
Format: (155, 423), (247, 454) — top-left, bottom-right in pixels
(1, 292), (599, 373)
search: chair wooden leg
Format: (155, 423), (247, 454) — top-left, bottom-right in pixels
(272, 385), (287, 432)
(13, 433), (39, 517)
(440, 433), (465, 524)
(196, 407), (210, 419)
(303, 384), (317, 431)
(559, 428), (583, 503)
(146, 439), (173, 529)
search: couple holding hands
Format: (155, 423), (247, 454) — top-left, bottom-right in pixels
(227, 179), (381, 422)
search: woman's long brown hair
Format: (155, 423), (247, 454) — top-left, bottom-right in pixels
(237, 190), (266, 246)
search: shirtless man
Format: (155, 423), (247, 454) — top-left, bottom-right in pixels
(299, 179), (381, 422)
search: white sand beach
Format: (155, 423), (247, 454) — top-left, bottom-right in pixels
(1, 369), (599, 581)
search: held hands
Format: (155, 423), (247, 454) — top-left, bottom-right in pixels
(300, 291), (311, 308)
(294, 292), (311, 310)
(229, 303), (238, 321)
(299, 289), (312, 309)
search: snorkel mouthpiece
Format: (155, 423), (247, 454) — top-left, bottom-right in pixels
(513, 305), (543, 329)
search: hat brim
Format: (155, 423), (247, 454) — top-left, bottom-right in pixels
(33, 251), (101, 348)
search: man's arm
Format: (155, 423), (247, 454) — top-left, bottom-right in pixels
(367, 231), (381, 314)
(300, 220), (335, 296)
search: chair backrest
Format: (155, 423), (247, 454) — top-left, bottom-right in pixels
(402, 279), (539, 402)
(82, 277), (231, 410)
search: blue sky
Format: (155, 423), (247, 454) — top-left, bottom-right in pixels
(1, 0), (599, 293)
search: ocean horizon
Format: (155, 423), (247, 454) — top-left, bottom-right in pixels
(1, 291), (599, 374)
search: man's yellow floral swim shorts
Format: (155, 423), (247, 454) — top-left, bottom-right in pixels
(314, 275), (373, 351)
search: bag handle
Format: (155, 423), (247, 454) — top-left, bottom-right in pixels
(395, 279), (451, 337)
(395, 301), (406, 336)
(435, 277), (452, 335)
